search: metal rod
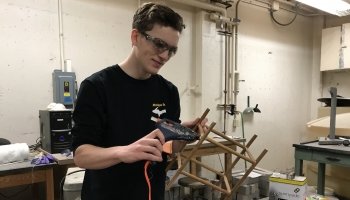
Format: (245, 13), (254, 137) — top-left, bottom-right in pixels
(329, 87), (337, 139)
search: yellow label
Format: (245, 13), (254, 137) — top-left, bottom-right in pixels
(269, 177), (307, 186)
(64, 92), (70, 97)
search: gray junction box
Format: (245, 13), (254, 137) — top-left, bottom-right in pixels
(52, 70), (76, 109)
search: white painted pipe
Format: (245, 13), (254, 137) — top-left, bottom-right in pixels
(168, 0), (227, 16)
(229, 32), (234, 104)
(58, 0), (65, 71)
(274, 0), (296, 7)
(209, 13), (238, 26)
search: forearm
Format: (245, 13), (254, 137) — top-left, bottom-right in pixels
(74, 144), (122, 170)
(73, 129), (165, 169)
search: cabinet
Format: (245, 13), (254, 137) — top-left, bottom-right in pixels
(320, 23), (350, 71)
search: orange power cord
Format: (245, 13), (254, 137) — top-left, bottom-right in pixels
(144, 161), (152, 200)
(144, 141), (172, 200)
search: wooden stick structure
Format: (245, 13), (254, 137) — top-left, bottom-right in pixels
(165, 109), (268, 200)
(165, 108), (210, 171)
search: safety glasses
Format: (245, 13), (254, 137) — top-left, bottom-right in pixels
(140, 32), (178, 57)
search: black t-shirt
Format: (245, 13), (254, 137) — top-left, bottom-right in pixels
(72, 65), (181, 200)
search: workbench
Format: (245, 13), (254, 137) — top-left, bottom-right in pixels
(293, 141), (350, 195)
(0, 161), (54, 200)
(0, 152), (74, 200)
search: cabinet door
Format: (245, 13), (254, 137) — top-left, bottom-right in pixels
(342, 23), (350, 69)
(320, 26), (341, 71)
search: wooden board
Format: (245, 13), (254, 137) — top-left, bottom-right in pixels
(307, 113), (350, 130)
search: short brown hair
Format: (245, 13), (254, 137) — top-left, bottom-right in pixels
(132, 2), (185, 33)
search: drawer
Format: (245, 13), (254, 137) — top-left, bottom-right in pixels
(312, 151), (350, 167)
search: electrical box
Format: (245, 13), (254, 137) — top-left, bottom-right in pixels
(53, 70), (76, 109)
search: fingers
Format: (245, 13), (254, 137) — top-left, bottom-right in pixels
(139, 152), (163, 162)
(122, 137), (164, 163)
(194, 117), (208, 127)
(145, 129), (165, 144)
(139, 144), (163, 161)
(138, 129), (165, 161)
(182, 117), (208, 129)
(200, 117), (208, 126)
(139, 137), (163, 154)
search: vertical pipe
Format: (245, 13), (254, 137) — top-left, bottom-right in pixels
(232, 24), (238, 106)
(329, 87), (337, 139)
(232, 1), (241, 129)
(228, 33), (232, 104)
(234, 1), (240, 70)
(58, 0), (65, 71)
(138, 0), (141, 7)
(223, 33), (228, 134)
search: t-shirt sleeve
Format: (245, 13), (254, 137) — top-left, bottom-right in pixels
(71, 79), (106, 152)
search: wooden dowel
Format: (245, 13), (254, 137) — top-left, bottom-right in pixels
(209, 128), (246, 149)
(181, 171), (230, 194)
(225, 149), (268, 200)
(179, 155), (224, 175)
(193, 108), (210, 132)
(223, 134), (258, 176)
(166, 109), (210, 172)
(206, 137), (255, 164)
(166, 122), (215, 189)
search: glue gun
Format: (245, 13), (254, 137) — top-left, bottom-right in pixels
(156, 118), (200, 142)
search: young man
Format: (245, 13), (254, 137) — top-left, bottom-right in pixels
(72, 2), (201, 200)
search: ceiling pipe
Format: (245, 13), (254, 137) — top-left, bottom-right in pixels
(168, 0), (227, 16)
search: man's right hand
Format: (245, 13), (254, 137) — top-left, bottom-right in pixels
(118, 129), (165, 163)
(74, 129), (166, 169)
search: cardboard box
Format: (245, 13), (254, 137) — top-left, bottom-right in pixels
(269, 173), (307, 200)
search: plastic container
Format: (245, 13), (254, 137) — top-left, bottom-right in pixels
(63, 167), (85, 200)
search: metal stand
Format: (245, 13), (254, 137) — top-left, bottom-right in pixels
(319, 87), (343, 145)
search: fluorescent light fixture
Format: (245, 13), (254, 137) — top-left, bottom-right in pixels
(296, 0), (350, 16)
